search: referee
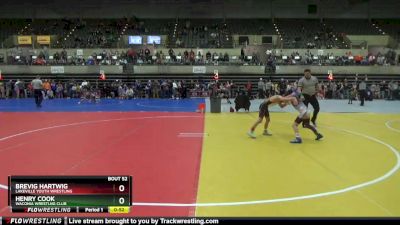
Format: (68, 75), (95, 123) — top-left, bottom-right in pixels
(31, 75), (43, 108)
(358, 78), (367, 106)
(297, 69), (320, 127)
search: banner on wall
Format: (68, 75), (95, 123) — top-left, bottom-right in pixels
(51, 66), (65, 74)
(192, 66), (206, 74)
(37, 35), (51, 45)
(17, 36), (32, 45)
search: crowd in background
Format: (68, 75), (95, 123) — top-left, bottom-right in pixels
(269, 49), (398, 66)
(253, 77), (399, 101)
(7, 48), (129, 66)
(0, 79), (208, 100)
(5, 47), (398, 67)
(5, 47), (262, 66)
(0, 77), (399, 101)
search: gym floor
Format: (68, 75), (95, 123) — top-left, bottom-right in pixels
(0, 98), (399, 217)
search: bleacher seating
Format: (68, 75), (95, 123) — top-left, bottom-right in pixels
(21, 19), (73, 36)
(56, 19), (119, 48)
(168, 19), (233, 48)
(0, 18), (399, 49)
(374, 19), (400, 45)
(227, 19), (275, 35)
(325, 19), (381, 35)
(0, 19), (29, 46)
(276, 19), (348, 49)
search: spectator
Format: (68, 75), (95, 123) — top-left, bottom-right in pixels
(71, 84), (77, 98)
(229, 80), (235, 98)
(240, 48), (245, 61)
(184, 50), (189, 62)
(87, 56), (95, 65)
(389, 80), (396, 100)
(348, 83), (356, 104)
(168, 48), (175, 61)
(319, 82), (326, 99)
(257, 78), (264, 99)
(47, 88), (54, 99)
(172, 80), (178, 99)
(180, 81), (188, 99)
(278, 78), (287, 95)
(245, 81), (252, 98)
(160, 80), (168, 98)
(265, 80), (272, 98)
(224, 81), (232, 99)
(81, 80), (89, 89)
(152, 80), (160, 98)
(206, 51), (212, 62)
(145, 48), (151, 62)
(0, 80), (4, 99)
(145, 80), (152, 98)
(159, 51), (165, 64)
(189, 49), (195, 63)
(56, 82), (64, 98)
(61, 48), (67, 62)
(126, 87), (134, 99)
(381, 81), (387, 99)
(42, 80), (51, 98)
(394, 81), (399, 99)
(370, 82), (377, 99)
(14, 79), (22, 98)
(224, 52), (229, 62)
(6, 80), (13, 98)
(196, 51), (203, 63)
(375, 82), (381, 99)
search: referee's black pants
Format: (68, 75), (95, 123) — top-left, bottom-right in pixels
(34, 89), (43, 107)
(359, 90), (366, 106)
(303, 94), (320, 124)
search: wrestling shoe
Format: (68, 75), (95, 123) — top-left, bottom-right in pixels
(263, 130), (272, 136)
(247, 131), (256, 139)
(290, 137), (302, 144)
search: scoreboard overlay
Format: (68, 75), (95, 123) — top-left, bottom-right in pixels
(8, 176), (132, 214)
